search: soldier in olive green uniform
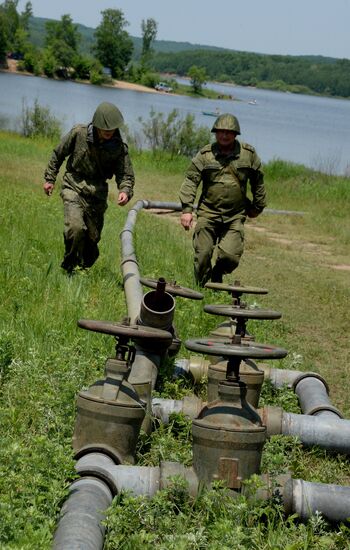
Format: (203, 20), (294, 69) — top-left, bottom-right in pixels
(179, 114), (266, 286)
(43, 102), (135, 273)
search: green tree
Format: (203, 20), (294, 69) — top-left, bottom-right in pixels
(0, 11), (7, 64)
(19, 1), (32, 31)
(0, 0), (19, 49)
(188, 64), (207, 93)
(93, 8), (133, 78)
(141, 17), (157, 68)
(45, 14), (80, 51)
(44, 14), (80, 75)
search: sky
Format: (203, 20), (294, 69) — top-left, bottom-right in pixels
(18, 0), (350, 60)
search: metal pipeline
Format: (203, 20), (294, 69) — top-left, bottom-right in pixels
(261, 406), (350, 455)
(283, 478), (350, 523)
(152, 395), (204, 423)
(258, 365), (342, 418)
(73, 456), (350, 525)
(54, 201), (186, 547)
(53, 477), (113, 550)
(54, 201), (315, 546)
(120, 200), (181, 429)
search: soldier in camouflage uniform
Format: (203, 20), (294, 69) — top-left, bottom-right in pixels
(179, 113), (266, 286)
(43, 102), (135, 273)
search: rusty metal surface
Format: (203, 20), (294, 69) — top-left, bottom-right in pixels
(77, 319), (172, 342)
(140, 277), (203, 300)
(185, 338), (288, 360)
(205, 282), (268, 295)
(204, 304), (282, 320)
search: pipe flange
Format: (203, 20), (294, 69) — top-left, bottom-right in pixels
(292, 372), (329, 393)
(306, 404), (343, 418)
(74, 443), (123, 465)
(75, 452), (119, 496)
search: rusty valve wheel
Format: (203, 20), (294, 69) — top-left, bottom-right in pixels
(184, 338), (288, 360)
(78, 319), (173, 343)
(205, 282), (268, 295)
(140, 277), (203, 300)
(204, 304), (282, 320)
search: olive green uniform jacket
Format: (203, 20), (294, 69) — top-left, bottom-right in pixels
(44, 123), (135, 199)
(179, 140), (266, 221)
(44, 124), (135, 271)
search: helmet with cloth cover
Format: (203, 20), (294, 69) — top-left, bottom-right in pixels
(92, 102), (124, 130)
(211, 113), (241, 135)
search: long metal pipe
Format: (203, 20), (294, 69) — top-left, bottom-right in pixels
(73, 457), (350, 525)
(262, 406), (350, 455)
(53, 477), (113, 550)
(282, 412), (350, 454)
(245, 364), (343, 418)
(283, 478), (350, 523)
(54, 201), (184, 548)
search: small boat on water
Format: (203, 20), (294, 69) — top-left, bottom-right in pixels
(202, 110), (220, 117)
(248, 100), (257, 105)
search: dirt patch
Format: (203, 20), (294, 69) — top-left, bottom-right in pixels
(328, 264), (350, 271)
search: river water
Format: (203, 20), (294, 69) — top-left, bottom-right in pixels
(1, 71), (349, 175)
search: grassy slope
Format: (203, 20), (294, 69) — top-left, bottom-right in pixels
(0, 132), (350, 548)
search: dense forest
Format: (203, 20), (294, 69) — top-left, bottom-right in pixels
(1, 0), (349, 98)
(151, 50), (350, 97)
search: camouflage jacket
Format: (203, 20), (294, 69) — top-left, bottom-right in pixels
(44, 124), (135, 200)
(179, 140), (266, 222)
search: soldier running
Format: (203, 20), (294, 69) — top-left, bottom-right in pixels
(179, 113), (266, 286)
(43, 102), (135, 274)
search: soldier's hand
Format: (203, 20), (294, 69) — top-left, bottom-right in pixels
(43, 182), (55, 196)
(181, 212), (193, 230)
(118, 191), (129, 206)
(246, 207), (260, 218)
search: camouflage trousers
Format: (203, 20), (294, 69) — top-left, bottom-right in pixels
(60, 188), (107, 272)
(193, 214), (245, 286)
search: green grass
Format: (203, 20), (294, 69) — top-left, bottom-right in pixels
(0, 131), (350, 548)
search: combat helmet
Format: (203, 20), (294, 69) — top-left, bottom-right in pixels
(211, 113), (241, 135)
(92, 102), (124, 130)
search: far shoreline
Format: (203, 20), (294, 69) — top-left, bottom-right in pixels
(0, 58), (176, 95)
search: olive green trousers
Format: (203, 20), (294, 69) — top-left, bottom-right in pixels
(60, 188), (107, 272)
(193, 215), (245, 286)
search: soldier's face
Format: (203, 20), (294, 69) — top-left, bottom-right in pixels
(215, 130), (236, 148)
(97, 128), (115, 141)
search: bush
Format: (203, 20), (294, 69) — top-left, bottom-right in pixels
(135, 108), (211, 158)
(90, 68), (104, 85)
(20, 99), (62, 139)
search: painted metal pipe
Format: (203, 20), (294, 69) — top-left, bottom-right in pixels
(52, 477), (113, 550)
(173, 356), (210, 383)
(283, 412), (350, 454)
(120, 200), (146, 324)
(259, 365), (342, 418)
(75, 456), (199, 498)
(283, 478), (350, 523)
(261, 406), (350, 455)
(152, 395), (204, 423)
(54, 201), (186, 547)
(73, 457), (350, 525)
(258, 364), (304, 388)
(292, 373), (342, 418)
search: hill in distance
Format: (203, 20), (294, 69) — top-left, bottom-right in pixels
(28, 16), (336, 64)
